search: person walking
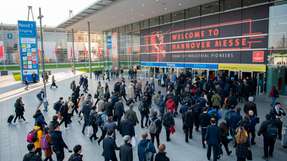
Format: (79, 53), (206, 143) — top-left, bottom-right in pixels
(258, 114), (280, 160)
(102, 130), (119, 161)
(125, 99), (139, 126)
(270, 102), (286, 140)
(149, 111), (162, 147)
(50, 124), (72, 161)
(33, 122), (44, 157)
(205, 118), (221, 161)
(269, 86), (279, 107)
(155, 144), (170, 161)
(59, 102), (70, 129)
(33, 109), (47, 127)
(53, 97), (64, 114)
(114, 98), (125, 127)
(42, 127), (53, 161)
(235, 126), (249, 161)
(219, 122), (232, 156)
(119, 115), (135, 138)
(98, 116), (117, 145)
(119, 135), (133, 161)
(183, 107), (194, 143)
(14, 97), (26, 123)
(162, 109), (175, 142)
(88, 106), (99, 142)
(138, 133), (156, 161)
(68, 145), (83, 161)
(139, 97), (150, 128)
(23, 144), (42, 161)
(199, 107), (210, 148)
(81, 99), (92, 135)
(50, 75), (58, 88)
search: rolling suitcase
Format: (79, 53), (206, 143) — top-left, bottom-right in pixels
(7, 115), (14, 124)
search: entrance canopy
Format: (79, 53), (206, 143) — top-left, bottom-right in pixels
(57, 0), (213, 32)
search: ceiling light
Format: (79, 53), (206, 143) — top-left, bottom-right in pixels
(178, 2), (182, 6)
(141, 3), (145, 7)
(164, 7), (168, 11)
(155, 0), (159, 2)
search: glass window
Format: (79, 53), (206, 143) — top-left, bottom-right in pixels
(132, 22), (140, 32)
(149, 17), (159, 26)
(222, 0), (242, 10)
(185, 6), (200, 18)
(140, 19), (149, 29)
(172, 10), (185, 21)
(201, 1), (220, 15)
(161, 13), (171, 24)
(243, 0), (268, 6)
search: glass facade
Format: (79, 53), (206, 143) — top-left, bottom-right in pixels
(0, 26), (103, 66)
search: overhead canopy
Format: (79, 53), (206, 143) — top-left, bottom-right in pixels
(57, 0), (213, 32)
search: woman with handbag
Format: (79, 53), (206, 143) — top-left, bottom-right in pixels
(235, 126), (251, 161)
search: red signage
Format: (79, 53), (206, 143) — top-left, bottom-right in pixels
(252, 51), (264, 62)
(0, 45), (4, 60)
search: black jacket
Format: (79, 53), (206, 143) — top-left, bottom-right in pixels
(68, 153), (83, 161)
(50, 131), (68, 151)
(104, 101), (114, 116)
(258, 119), (279, 138)
(120, 119), (135, 137)
(23, 152), (42, 161)
(244, 102), (257, 115)
(183, 110), (193, 128)
(162, 112), (175, 128)
(119, 143), (133, 161)
(102, 136), (119, 160)
(155, 152), (170, 161)
(114, 101), (125, 117)
(205, 125), (220, 145)
(199, 112), (210, 128)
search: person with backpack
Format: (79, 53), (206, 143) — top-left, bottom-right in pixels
(53, 97), (64, 114)
(149, 111), (162, 147)
(162, 109), (175, 142)
(37, 89), (45, 105)
(235, 126), (250, 161)
(23, 144), (42, 161)
(211, 92), (221, 109)
(119, 114), (135, 138)
(68, 145), (83, 161)
(14, 97), (26, 123)
(50, 124), (72, 161)
(59, 102), (70, 129)
(42, 127), (53, 161)
(258, 114), (280, 160)
(33, 109), (47, 127)
(32, 122), (44, 157)
(183, 107), (194, 143)
(138, 132), (156, 161)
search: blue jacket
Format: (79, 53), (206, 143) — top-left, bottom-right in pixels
(205, 125), (220, 145)
(138, 139), (156, 161)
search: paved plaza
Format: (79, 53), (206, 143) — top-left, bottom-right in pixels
(0, 75), (287, 161)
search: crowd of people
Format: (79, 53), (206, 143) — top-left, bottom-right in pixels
(9, 70), (287, 161)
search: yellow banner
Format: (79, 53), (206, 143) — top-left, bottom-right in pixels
(218, 64), (266, 72)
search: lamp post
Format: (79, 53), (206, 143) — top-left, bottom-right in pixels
(88, 21), (92, 78)
(38, 7), (48, 110)
(72, 28), (75, 74)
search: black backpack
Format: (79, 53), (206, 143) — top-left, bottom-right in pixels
(266, 122), (278, 138)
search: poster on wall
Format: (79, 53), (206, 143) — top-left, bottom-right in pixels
(112, 32), (119, 69)
(0, 41), (4, 60)
(140, 5), (269, 64)
(18, 20), (39, 82)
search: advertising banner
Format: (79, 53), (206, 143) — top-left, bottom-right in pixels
(18, 20), (39, 82)
(218, 64), (266, 72)
(140, 5), (269, 65)
(0, 41), (4, 60)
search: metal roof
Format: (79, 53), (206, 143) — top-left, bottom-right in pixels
(57, 0), (116, 29)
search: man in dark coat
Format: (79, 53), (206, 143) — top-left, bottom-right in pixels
(155, 144), (170, 161)
(23, 144), (42, 161)
(50, 124), (72, 161)
(183, 107), (193, 142)
(114, 98), (125, 126)
(102, 130), (119, 161)
(81, 99), (92, 134)
(68, 145), (83, 161)
(119, 116), (135, 137)
(162, 109), (175, 142)
(14, 97), (26, 123)
(243, 96), (257, 116)
(205, 118), (221, 161)
(199, 107), (210, 148)
(119, 135), (133, 161)
(258, 114), (280, 160)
